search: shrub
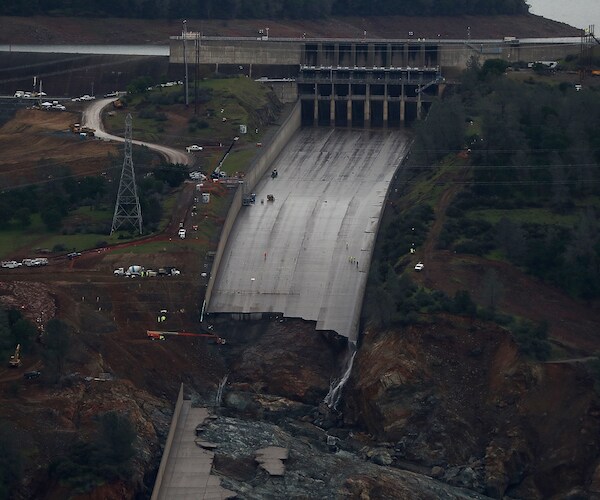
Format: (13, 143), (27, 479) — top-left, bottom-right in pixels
(510, 319), (551, 361)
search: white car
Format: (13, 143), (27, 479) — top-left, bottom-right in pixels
(178, 228), (186, 239)
(186, 145), (203, 153)
(414, 262), (424, 272)
(2, 261), (22, 269)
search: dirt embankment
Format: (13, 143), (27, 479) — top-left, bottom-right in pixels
(344, 317), (600, 498)
(0, 109), (118, 188)
(0, 14), (581, 45)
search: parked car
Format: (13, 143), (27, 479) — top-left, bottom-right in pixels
(186, 145), (203, 153)
(67, 252), (82, 260)
(414, 262), (424, 271)
(1, 260), (22, 269)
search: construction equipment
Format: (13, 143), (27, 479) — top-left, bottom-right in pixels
(9, 344), (22, 368)
(147, 330), (226, 344)
(68, 123), (96, 136)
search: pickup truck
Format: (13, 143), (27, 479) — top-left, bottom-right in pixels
(158, 267), (181, 276)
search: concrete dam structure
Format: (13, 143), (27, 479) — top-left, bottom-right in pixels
(170, 34), (583, 126)
(178, 33), (584, 339)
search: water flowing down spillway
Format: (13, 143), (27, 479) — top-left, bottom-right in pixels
(325, 342), (357, 410)
(216, 374), (229, 407)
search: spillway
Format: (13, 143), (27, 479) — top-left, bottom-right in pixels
(208, 127), (409, 341)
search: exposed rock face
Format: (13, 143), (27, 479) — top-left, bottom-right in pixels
(343, 316), (600, 498)
(219, 319), (341, 402)
(6, 379), (172, 499)
(202, 396), (491, 500)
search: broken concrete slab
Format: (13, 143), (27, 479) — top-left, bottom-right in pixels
(255, 446), (289, 476)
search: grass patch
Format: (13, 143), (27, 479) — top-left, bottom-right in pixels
(67, 206), (112, 223)
(37, 233), (116, 252)
(158, 192), (179, 230)
(405, 157), (470, 207)
(0, 215), (48, 257)
(221, 149), (256, 176)
(111, 241), (177, 255)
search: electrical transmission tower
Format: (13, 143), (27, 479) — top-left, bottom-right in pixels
(110, 113), (142, 235)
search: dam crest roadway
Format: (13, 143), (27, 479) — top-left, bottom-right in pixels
(208, 127), (410, 341)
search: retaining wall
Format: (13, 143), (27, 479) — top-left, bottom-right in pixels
(150, 384), (184, 500)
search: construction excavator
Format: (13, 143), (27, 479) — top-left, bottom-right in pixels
(146, 330), (226, 345)
(9, 344), (22, 368)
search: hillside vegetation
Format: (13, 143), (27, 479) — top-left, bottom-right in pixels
(2, 0), (529, 19)
(365, 60), (600, 361)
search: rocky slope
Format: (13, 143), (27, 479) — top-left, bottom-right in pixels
(343, 316), (600, 498)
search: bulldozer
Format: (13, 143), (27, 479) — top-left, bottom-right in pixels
(9, 344), (21, 368)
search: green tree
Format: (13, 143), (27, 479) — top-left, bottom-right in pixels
(481, 268), (504, 312)
(11, 319), (38, 353)
(0, 422), (23, 499)
(51, 412), (136, 494)
(41, 208), (63, 231)
(97, 412), (136, 464)
(13, 208), (31, 227)
(452, 290), (477, 316)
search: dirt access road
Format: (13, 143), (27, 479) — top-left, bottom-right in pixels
(82, 98), (192, 165)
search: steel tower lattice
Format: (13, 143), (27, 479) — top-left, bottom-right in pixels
(110, 113), (142, 235)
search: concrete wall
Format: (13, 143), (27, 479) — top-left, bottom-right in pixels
(150, 384), (184, 500)
(205, 101), (301, 311)
(438, 41), (581, 69)
(171, 37), (584, 72)
(171, 38), (302, 66)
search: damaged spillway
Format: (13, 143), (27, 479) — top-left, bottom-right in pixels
(209, 128), (410, 341)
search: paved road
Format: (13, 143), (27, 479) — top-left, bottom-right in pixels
(208, 128), (410, 341)
(82, 98), (191, 165)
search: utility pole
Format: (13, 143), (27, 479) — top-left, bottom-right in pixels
(111, 114), (143, 235)
(195, 33), (201, 115)
(183, 19), (189, 107)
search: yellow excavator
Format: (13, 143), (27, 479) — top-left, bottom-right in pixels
(9, 344), (22, 368)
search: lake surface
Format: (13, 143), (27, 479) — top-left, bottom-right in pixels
(527, 0), (600, 30)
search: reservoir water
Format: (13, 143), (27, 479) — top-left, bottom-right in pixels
(0, 44), (168, 56)
(527, 0), (600, 30)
